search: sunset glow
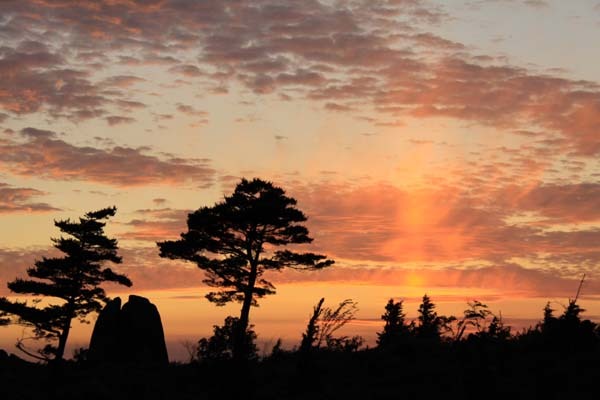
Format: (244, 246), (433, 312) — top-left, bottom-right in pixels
(1, 0), (600, 361)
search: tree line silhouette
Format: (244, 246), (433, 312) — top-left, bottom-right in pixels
(1, 177), (599, 369)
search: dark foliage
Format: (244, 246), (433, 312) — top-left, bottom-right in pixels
(454, 300), (493, 340)
(481, 314), (512, 341)
(299, 297), (362, 354)
(0, 207), (131, 361)
(415, 294), (456, 341)
(324, 335), (364, 352)
(377, 298), (410, 348)
(299, 298), (324, 354)
(72, 347), (88, 363)
(0, 310), (9, 326)
(416, 294), (439, 339)
(158, 178), (333, 359)
(523, 299), (598, 350)
(197, 316), (258, 361)
(269, 338), (285, 358)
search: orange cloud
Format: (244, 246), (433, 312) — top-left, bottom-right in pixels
(112, 178), (600, 288)
(284, 180), (600, 269)
(2, 243), (595, 300)
(111, 175), (600, 272)
(266, 263), (596, 299)
(105, 115), (135, 125)
(0, 128), (215, 187)
(0, 0), (597, 157)
(0, 182), (60, 214)
(120, 208), (190, 242)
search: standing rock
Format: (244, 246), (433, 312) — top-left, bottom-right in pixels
(120, 295), (169, 365)
(88, 295), (168, 365)
(88, 297), (121, 362)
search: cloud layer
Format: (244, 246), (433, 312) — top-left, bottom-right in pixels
(0, 0), (598, 155)
(283, 181), (599, 263)
(0, 128), (215, 187)
(0, 183), (59, 214)
(110, 177), (600, 296)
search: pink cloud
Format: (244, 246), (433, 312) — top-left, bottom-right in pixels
(266, 262), (597, 298)
(120, 208), (190, 242)
(105, 115), (135, 125)
(0, 0), (597, 156)
(283, 180), (600, 268)
(168, 64), (204, 78)
(0, 128), (215, 187)
(0, 183), (60, 214)
(112, 177), (600, 281)
(175, 104), (208, 117)
(499, 183), (600, 224)
(100, 75), (145, 88)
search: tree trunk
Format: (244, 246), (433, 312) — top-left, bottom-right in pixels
(55, 316), (72, 362)
(234, 262), (257, 361)
(55, 303), (74, 362)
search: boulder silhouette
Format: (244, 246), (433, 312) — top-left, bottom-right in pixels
(88, 295), (168, 364)
(88, 297), (122, 362)
(120, 295), (169, 364)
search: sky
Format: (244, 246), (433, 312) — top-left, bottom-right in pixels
(1, 0), (600, 361)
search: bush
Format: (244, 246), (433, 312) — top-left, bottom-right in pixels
(197, 316), (258, 361)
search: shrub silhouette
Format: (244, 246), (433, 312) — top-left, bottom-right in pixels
(299, 298), (325, 354)
(536, 299), (597, 349)
(3, 288), (600, 398)
(454, 300), (493, 341)
(481, 314), (511, 341)
(300, 297), (362, 353)
(520, 276), (598, 349)
(197, 316), (258, 361)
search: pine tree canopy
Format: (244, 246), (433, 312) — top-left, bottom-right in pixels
(157, 178), (333, 306)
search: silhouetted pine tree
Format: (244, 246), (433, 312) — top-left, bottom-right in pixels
(535, 278), (598, 349)
(377, 298), (410, 348)
(540, 302), (557, 336)
(416, 294), (441, 340)
(0, 207), (131, 361)
(483, 314), (511, 341)
(158, 178), (334, 360)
